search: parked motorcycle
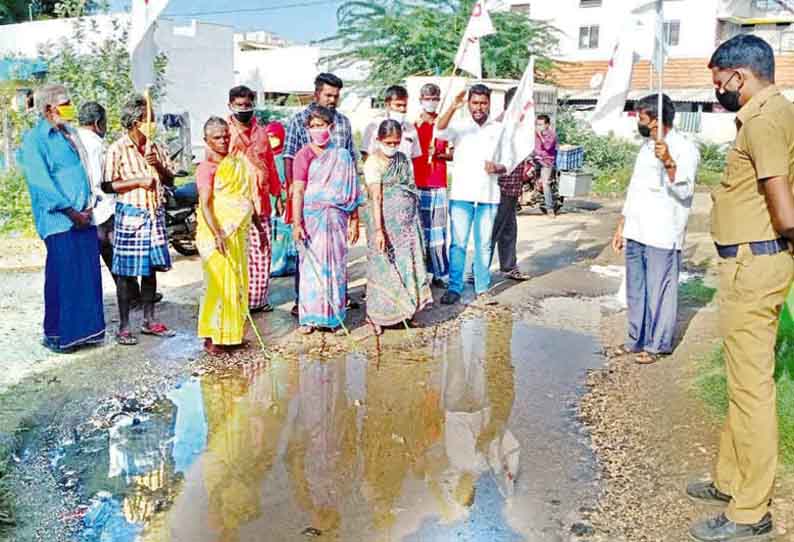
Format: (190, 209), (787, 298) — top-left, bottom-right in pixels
(165, 179), (199, 257)
(519, 160), (564, 215)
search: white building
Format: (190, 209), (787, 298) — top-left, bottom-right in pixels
(0, 14), (235, 154)
(515, 0), (794, 141)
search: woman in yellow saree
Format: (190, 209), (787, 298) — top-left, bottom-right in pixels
(196, 117), (256, 355)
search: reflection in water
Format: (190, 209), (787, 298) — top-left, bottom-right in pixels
(201, 361), (292, 542)
(68, 314), (600, 542)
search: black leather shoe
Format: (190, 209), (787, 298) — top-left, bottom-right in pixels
(687, 481), (732, 506)
(689, 513), (773, 541)
(440, 291), (461, 305)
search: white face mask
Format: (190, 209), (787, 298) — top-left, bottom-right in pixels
(380, 143), (399, 158)
(421, 100), (439, 113)
(388, 110), (407, 124)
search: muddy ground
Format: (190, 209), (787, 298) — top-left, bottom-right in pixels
(1, 192), (792, 541)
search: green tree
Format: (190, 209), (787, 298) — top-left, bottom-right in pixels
(0, 0), (98, 23)
(323, 0), (558, 91)
(39, 16), (167, 139)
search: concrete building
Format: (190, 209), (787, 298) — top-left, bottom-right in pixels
(0, 14), (235, 154)
(516, 0), (794, 141)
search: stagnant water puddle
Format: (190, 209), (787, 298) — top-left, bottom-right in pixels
(41, 312), (604, 542)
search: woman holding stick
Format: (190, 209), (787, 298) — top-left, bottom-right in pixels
(364, 120), (432, 335)
(291, 106), (363, 335)
(196, 117), (258, 355)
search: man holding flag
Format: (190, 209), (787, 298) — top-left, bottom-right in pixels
(610, 94), (699, 365)
(436, 84), (506, 306)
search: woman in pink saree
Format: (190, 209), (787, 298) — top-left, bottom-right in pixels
(291, 106), (363, 334)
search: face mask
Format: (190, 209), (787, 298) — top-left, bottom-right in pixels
(637, 123), (652, 138)
(388, 111), (407, 124)
(55, 104), (76, 122)
(380, 143), (399, 158)
(268, 136), (281, 149)
(715, 72), (743, 113)
(421, 100), (439, 113)
(309, 127), (331, 146)
(233, 109), (255, 124)
(139, 121), (157, 139)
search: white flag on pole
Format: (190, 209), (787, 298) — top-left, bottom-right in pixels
(492, 57), (535, 175)
(590, 0), (665, 135)
(454, 0), (496, 79)
(590, 34), (636, 136)
(128, 0), (170, 92)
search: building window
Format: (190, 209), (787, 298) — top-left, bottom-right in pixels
(580, 0), (602, 7)
(511, 3), (530, 15)
(579, 25), (600, 49)
(753, 0), (779, 10)
(664, 20), (681, 46)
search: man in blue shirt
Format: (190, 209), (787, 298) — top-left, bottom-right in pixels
(19, 84), (105, 353)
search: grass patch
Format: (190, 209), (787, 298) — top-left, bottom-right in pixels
(697, 166), (723, 187)
(680, 277), (717, 307)
(0, 168), (35, 237)
(696, 304), (794, 465)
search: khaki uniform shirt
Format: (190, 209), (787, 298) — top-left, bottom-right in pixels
(712, 85), (794, 245)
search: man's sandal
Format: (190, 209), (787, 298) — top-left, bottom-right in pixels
(116, 330), (138, 346)
(635, 352), (665, 365)
(141, 323), (176, 338)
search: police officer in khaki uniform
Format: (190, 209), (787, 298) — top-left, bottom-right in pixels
(686, 35), (794, 542)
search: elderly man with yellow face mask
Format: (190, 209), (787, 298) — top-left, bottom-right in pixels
(18, 84), (106, 353)
(104, 95), (176, 346)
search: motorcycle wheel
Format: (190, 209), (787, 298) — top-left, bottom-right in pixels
(172, 238), (199, 257)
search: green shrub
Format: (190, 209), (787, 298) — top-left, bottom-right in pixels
(556, 107), (639, 196)
(699, 141), (727, 172)
(0, 168), (34, 236)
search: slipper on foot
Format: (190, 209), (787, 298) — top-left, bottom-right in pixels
(141, 323), (176, 338)
(116, 331), (138, 346)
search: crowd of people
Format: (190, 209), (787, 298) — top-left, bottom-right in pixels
(20, 71), (554, 353)
(16, 29), (794, 542)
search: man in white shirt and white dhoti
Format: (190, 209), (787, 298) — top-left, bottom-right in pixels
(436, 84), (507, 305)
(612, 94), (700, 364)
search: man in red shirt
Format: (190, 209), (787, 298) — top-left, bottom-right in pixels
(413, 83), (453, 287)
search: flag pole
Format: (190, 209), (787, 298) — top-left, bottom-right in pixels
(655, 0), (665, 187)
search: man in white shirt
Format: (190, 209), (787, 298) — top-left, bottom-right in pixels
(436, 84), (507, 305)
(611, 94), (700, 364)
(361, 85), (422, 163)
(75, 102), (116, 274)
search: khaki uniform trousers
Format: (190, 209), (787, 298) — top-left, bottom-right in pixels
(714, 245), (794, 524)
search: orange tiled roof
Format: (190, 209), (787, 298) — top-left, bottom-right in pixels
(552, 56), (794, 90)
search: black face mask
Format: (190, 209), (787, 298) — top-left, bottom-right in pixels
(233, 110), (255, 124)
(637, 123), (652, 138)
(716, 72), (742, 112)
(716, 89), (742, 112)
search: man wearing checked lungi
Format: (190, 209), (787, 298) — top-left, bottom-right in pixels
(104, 96), (176, 346)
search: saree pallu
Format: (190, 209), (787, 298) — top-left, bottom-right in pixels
(298, 146), (363, 328)
(44, 227), (106, 349)
(197, 156), (254, 345)
(366, 155), (432, 326)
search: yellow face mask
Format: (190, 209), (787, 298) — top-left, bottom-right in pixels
(138, 121), (157, 139)
(268, 136), (281, 150)
(56, 104), (76, 122)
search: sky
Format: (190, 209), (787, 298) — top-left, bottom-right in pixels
(111, 0), (342, 44)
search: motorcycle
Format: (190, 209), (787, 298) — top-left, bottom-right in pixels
(519, 160), (564, 215)
(164, 177), (199, 257)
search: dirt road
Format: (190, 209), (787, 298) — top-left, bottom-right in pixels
(3, 194), (773, 542)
